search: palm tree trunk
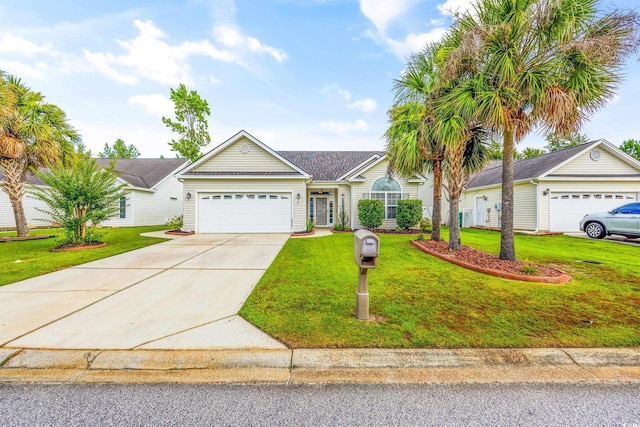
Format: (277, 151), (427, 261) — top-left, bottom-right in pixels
(0, 158), (29, 237)
(431, 159), (443, 241)
(446, 143), (466, 251)
(500, 129), (516, 261)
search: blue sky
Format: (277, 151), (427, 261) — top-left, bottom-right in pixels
(1, 0), (639, 157)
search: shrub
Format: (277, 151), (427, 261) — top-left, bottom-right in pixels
(333, 223), (344, 231)
(306, 219), (314, 233)
(357, 199), (384, 229)
(165, 215), (183, 230)
(396, 199), (422, 229)
(419, 218), (432, 232)
(30, 156), (125, 245)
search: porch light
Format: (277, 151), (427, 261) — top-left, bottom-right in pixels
(186, 192), (192, 199)
(296, 193), (301, 200)
(543, 188), (550, 196)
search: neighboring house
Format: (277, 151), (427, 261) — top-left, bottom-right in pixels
(0, 158), (188, 229)
(176, 130), (426, 233)
(459, 139), (640, 232)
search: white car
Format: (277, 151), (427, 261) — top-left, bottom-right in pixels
(579, 202), (640, 239)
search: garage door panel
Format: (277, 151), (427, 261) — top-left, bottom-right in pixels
(549, 193), (636, 232)
(198, 193), (292, 233)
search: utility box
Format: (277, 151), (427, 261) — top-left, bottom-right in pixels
(354, 229), (380, 269)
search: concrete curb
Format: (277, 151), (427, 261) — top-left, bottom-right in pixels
(1, 348), (639, 384)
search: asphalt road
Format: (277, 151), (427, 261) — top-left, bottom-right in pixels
(1, 383), (639, 426)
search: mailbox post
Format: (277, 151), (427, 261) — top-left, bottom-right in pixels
(353, 229), (380, 320)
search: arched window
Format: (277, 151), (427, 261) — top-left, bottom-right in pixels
(370, 177), (402, 219)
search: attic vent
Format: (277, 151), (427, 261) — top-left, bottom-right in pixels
(590, 150), (601, 161)
(240, 143), (250, 154)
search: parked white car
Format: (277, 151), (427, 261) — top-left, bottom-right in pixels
(579, 202), (640, 239)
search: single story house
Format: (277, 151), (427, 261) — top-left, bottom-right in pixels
(176, 130), (426, 233)
(459, 139), (640, 232)
(0, 158), (188, 229)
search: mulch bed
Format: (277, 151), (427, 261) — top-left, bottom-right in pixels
(412, 239), (571, 283)
(50, 241), (107, 252)
(165, 230), (195, 236)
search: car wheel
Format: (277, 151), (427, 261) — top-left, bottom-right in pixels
(585, 222), (606, 239)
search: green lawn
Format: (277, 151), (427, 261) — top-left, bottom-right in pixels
(240, 228), (640, 349)
(0, 226), (170, 286)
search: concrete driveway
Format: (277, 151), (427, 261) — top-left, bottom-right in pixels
(0, 233), (289, 350)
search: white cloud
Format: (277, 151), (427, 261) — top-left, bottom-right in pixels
(213, 25), (287, 62)
(0, 35), (51, 56)
(437, 0), (475, 16)
(128, 94), (175, 118)
(321, 83), (352, 101)
(359, 0), (416, 33)
(84, 19), (285, 86)
(359, 0), (448, 59)
(321, 119), (369, 134)
(385, 28), (448, 57)
(348, 98), (377, 112)
(0, 60), (46, 80)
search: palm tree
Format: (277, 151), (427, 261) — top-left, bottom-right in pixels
(386, 47), (446, 242)
(385, 102), (445, 242)
(439, 0), (640, 260)
(0, 72), (80, 237)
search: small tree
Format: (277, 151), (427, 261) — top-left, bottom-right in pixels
(162, 84), (211, 162)
(620, 139), (640, 161)
(98, 138), (140, 158)
(357, 199), (384, 229)
(520, 147), (546, 159)
(396, 199), (422, 229)
(30, 156), (125, 245)
(544, 132), (588, 152)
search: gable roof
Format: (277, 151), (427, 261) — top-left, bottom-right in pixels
(95, 158), (188, 189)
(6, 158), (188, 189)
(467, 140), (601, 189)
(177, 130), (310, 178)
(277, 151), (382, 181)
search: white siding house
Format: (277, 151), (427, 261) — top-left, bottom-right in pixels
(0, 158), (188, 229)
(459, 140), (640, 232)
(177, 130), (426, 233)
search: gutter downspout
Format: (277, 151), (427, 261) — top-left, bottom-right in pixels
(529, 180), (539, 233)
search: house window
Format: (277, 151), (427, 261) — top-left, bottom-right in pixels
(370, 177), (402, 219)
(119, 197), (126, 218)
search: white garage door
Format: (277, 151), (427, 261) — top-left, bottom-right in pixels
(550, 193), (637, 232)
(198, 193), (292, 233)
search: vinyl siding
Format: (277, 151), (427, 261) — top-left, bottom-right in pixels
(101, 191), (135, 227)
(192, 137), (297, 173)
(459, 187), (503, 228)
(0, 188), (55, 228)
(182, 178), (306, 232)
(351, 160), (421, 229)
(513, 183), (537, 230)
(553, 149), (638, 175)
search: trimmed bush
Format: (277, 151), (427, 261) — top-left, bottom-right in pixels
(397, 199), (423, 229)
(358, 199), (384, 229)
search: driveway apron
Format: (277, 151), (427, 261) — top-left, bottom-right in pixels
(0, 234), (288, 350)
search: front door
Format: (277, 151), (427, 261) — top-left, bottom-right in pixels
(475, 197), (485, 226)
(316, 197), (328, 226)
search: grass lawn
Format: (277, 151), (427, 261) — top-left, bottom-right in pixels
(0, 226), (170, 286)
(240, 228), (640, 349)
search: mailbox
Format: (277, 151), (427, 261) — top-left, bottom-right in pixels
(354, 229), (380, 269)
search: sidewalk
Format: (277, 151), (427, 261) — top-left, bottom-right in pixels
(1, 347), (639, 384)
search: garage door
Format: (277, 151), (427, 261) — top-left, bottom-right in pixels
(198, 193), (292, 233)
(549, 193), (637, 232)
